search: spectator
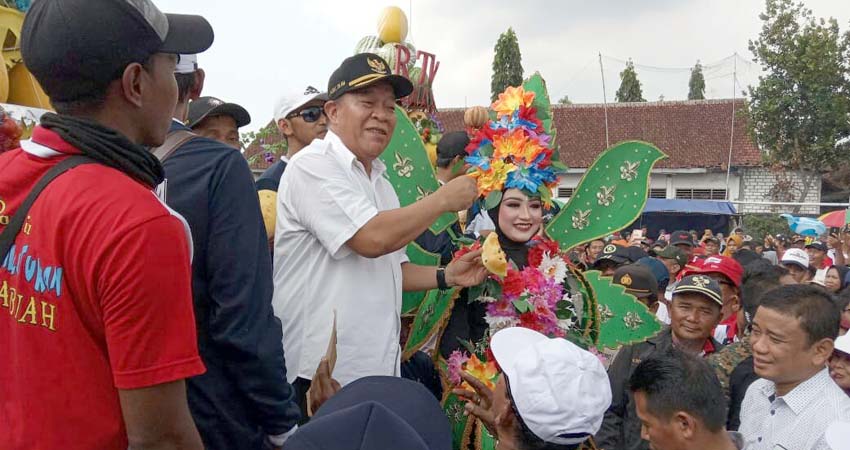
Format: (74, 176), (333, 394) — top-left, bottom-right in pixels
(838, 291), (850, 336)
(272, 53), (485, 413)
(830, 334), (850, 397)
(807, 241), (833, 284)
(414, 131), (469, 264)
(586, 238), (606, 265)
(734, 227), (745, 237)
(156, 55), (301, 447)
(287, 376), (451, 450)
(455, 327), (612, 450)
(596, 275), (724, 450)
(592, 244), (632, 276)
(186, 96), (251, 149)
(780, 248), (811, 283)
(613, 264), (660, 312)
(708, 263), (784, 430)
(740, 240), (755, 251)
(825, 265), (850, 294)
(684, 255), (744, 345)
(732, 248), (763, 267)
(637, 256), (672, 323)
(0, 1), (213, 449)
(656, 245), (687, 280)
(704, 236), (721, 257)
(724, 235), (743, 256)
(629, 351), (744, 450)
(792, 235), (807, 249)
(256, 86), (328, 242)
(739, 285), (850, 450)
(670, 229), (695, 260)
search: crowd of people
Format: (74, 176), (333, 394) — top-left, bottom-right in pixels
(1, 1), (850, 450)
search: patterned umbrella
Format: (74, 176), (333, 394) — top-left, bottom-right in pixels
(818, 210), (847, 228)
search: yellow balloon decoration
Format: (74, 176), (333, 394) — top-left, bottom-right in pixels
(0, 53), (9, 103)
(8, 63), (51, 110)
(377, 6), (408, 44)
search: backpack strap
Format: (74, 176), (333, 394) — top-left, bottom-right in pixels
(151, 129), (197, 162)
(0, 155), (98, 261)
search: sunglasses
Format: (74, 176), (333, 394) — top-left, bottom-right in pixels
(287, 106), (325, 123)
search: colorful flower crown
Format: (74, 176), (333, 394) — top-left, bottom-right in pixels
(465, 86), (565, 205)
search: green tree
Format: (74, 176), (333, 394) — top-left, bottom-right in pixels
(688, 61), (706, 100)
(557, 95), (572, 105)
(491, 28), (524, 102)
(615, 59), (645, 102)
(747, 0), (850, 212)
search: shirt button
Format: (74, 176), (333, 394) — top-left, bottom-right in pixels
(770, 410), (775, 415)
(758, 437), (763, 442)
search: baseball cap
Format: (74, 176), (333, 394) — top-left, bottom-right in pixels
(781, 248), (810, 270)
(613, 264), (659, 299)
(327, 53), (414, 100)
(670, 230), (694, 247)
(835, 333), (850, 356)
(684, 255), (743, 287)
(806, 241), (828, 252)
(297, 376), (451, 450)
(186, 96), (251, 129)
(22, 0), (214, 103)
(175, 54), (199, 74)
(274, 86), (329, 122)
(704, 236), (720, 245)
(490, 327), (612, 446)
(673, 275), (723, 306)
(593, 244), (631, 268)
(436, 131), (471, 163)
(657, 246), (688, 267)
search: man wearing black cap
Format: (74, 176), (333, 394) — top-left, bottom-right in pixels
(806, 240), (833, 284)
(597, 275), (724, 450)
(154, 52), (300, 450)
(670, 229), (696, 259)
(0, 1), (213, 449)
(187, 96), (251, 149)
(613, 264), (661, 312)
(593, 244), (632, 276)
(272, 53), (485, 414)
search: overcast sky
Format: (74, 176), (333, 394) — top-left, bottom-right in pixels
(156, 0), (850, 133)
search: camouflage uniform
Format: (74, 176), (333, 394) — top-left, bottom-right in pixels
(707, 335), (752, 404)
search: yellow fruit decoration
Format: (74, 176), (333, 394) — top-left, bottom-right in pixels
(377, 6), (408, 44)
(8, 63), (51, 110)
(482, 232), (507, 277)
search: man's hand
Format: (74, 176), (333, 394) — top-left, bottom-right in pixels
(452, 372), (497, 436)
(436, 175), (478, 213)
(446, 248), (489, 288)
(308, 358), (341, 416)
(828, 233), (841, 250)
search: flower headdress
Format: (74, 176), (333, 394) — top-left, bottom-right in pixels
(465, 86), (565, 207)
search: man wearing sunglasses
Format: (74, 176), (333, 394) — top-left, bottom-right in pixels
(256, 87), (328, 243)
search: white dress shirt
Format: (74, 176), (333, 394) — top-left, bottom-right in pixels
(739, 368), (850, 450)
(272, 131), (408, 386)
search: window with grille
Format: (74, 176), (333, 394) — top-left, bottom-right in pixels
(649, 189), (667, 199)
(557, 187), (574, 198)
(675, 188), (727, 200)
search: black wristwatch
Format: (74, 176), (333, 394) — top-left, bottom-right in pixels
(436, 266), (449, 290)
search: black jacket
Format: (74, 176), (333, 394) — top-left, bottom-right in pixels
(256, 158), (287, 192)
(595, 328), (724, 450)
(727, 356), (757, 430)
(162, 122), (299, 449)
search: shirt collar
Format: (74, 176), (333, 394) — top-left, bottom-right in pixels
(325, 130), (386, 178)
(760, 367), (832, 415)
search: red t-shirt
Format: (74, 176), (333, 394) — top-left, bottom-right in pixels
(0, 127), (205, 449)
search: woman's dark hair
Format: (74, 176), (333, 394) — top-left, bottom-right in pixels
(629, 350), (727, 432)
(758, 285), (840, 344)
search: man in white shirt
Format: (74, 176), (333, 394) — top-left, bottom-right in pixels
(273, 53), (485, 417)
(740, 284), (850, 450)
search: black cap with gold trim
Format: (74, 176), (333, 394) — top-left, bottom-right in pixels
(327, 53), (414, 100)
(612, 264), (658, 299)
(673, 275), (723, 306)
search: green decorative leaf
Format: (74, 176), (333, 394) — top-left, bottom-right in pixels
(444, 392), (474, 450)
(380, 106), (457, 234)
(550, 160), (569, 172)
(401, 242), (442, 314)
(483, 190), (503, 210)
(522, 72), (557, 150)
(556, 309), (574, 320)
(581, 270), (663, 351)
(404, 288), (457, 356)
(545, 141), (667, 251)
(556, 300), (571, 310)
(513, 299), (532, 313)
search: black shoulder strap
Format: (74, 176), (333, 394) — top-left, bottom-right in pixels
(0, 155), (97, 261)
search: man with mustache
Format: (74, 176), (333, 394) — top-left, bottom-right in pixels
(271, 53), (485, 418)
(597, 275), (724, 450)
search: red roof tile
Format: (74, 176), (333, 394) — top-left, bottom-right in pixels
(246, 99), (762, 172)
(438, 99), (762, 169)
